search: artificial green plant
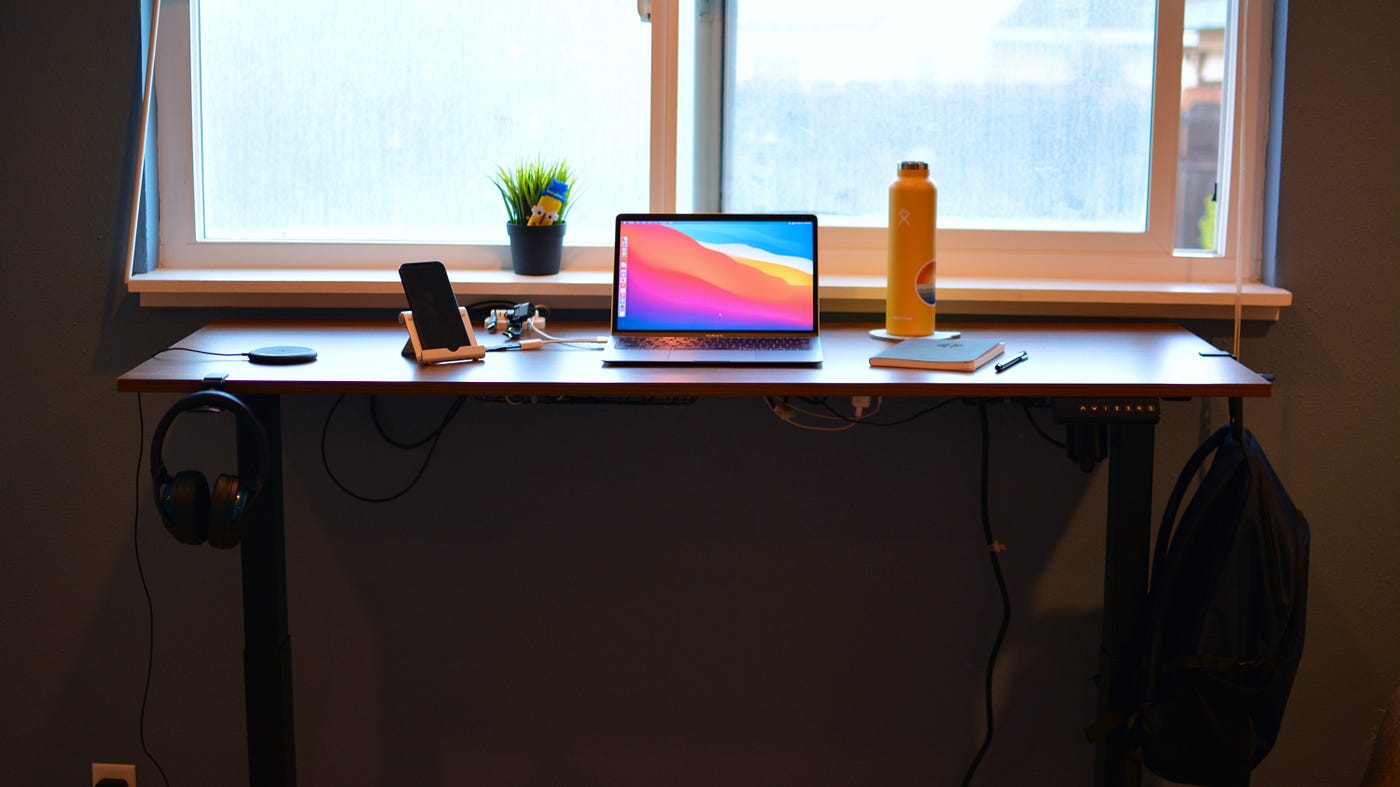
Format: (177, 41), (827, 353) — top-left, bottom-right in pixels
(490, 156), (578, 226)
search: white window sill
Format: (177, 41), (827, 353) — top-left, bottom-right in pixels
(127, 267), (1292, 321)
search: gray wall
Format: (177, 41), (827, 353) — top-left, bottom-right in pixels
(3, 3), (1397, 785)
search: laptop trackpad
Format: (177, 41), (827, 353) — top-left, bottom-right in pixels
(671, 349), (757, 363)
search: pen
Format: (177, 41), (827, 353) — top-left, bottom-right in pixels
(995, 351), (1028, 373)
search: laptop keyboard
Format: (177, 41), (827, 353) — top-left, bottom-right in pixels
(617, 336), (813, 351)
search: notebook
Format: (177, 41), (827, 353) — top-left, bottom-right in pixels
(601, 213), (823, 365)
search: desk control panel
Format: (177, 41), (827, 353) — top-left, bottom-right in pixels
(1053, 397), (1161, 423)
(1054, 398), (1162, 471)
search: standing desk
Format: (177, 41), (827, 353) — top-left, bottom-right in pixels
(118, 319), (1271, 787)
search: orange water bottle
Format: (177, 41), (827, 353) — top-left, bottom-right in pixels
(885, 161), (937, 337)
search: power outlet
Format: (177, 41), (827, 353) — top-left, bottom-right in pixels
(92, 762), (136, 787)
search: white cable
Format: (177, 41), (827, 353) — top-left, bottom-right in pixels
(787, 396), (884, 423)
(1230, 0), (1250, 362)
(762, 396), (858, 432)
(852, 397), (884, 421)
(524, 320), (607, 348)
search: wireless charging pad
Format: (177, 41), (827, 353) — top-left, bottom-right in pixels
(247, 346), (318, 365)
(868, 329), (961, 342)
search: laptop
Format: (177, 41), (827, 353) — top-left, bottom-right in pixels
(601, 213), (823, 365)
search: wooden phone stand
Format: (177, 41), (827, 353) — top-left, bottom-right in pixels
(399, 308), (486, 365)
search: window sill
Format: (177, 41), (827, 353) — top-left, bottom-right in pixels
(128, 267), (1292, 320)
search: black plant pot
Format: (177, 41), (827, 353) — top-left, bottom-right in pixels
(505, 222), (566, 276)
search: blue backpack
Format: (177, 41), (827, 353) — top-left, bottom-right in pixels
(1094, 422), (1310, 786)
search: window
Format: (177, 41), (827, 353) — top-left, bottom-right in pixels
(707, 2), (1159, 232)
(1176, 0), (1230, 250)
(193, 3), (650, 247)
(144, 0), (1283, 313)
(159, 1), (651, 267)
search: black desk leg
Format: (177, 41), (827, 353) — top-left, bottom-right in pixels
(239, 394), (297, 787)
(1095, 421), (1154, 787)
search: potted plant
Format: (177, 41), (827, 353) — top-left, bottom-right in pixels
(490, 156), (578, 276)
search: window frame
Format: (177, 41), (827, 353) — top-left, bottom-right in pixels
(130, 0), (1290, 318)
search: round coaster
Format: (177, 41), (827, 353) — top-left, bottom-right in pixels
(868, 328), (961, 342)
(247, 346), (318, 365)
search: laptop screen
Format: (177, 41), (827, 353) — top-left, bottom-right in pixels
(612, 214), (818, 333)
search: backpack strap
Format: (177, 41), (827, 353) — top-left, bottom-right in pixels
(1152, 424), (1234, 574)
(1085, 423), (1239, 744)
(1145, 424), (1239, 689)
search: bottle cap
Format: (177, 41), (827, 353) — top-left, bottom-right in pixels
(898, 161), (928, 171)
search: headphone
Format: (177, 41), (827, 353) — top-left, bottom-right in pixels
(149, 389), (271, 549)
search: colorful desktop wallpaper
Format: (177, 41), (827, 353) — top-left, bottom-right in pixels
(615, 220), (816, 331)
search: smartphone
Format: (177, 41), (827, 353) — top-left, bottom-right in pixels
(398, 261), (472, 351)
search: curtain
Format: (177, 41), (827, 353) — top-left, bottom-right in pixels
(129, 0), (159, 275)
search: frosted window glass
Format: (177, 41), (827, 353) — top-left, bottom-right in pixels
(722, 1), (1157, 232)
(195, 2), (650, 245)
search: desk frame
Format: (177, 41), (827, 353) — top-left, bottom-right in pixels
(120, 320), (1269, 787)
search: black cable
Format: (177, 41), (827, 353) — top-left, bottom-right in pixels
(461, 299), (517, 317)
(962, 400), (1012, 787)
(151, 347), (247, 359)
(802, 396), (960, 426)
(320, 394), (463, 503)
(368, 394), (466, 449)
(1020, 401), (1067, 450)
(875, 398), (962, 425)
(133, 394), (172, 787)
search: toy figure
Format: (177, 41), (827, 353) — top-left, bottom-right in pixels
(527, 178), (570, 226)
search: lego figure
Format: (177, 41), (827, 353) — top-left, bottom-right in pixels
(527, 178), (570, 226)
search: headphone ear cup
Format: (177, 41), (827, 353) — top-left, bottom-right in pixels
(207, 474), (247, 550)
(162, 470), (211, 545)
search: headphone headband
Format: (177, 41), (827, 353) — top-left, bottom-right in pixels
(149, 389), (271, 504)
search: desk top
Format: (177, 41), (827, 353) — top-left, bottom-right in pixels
(117, 320), (1271, 399)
